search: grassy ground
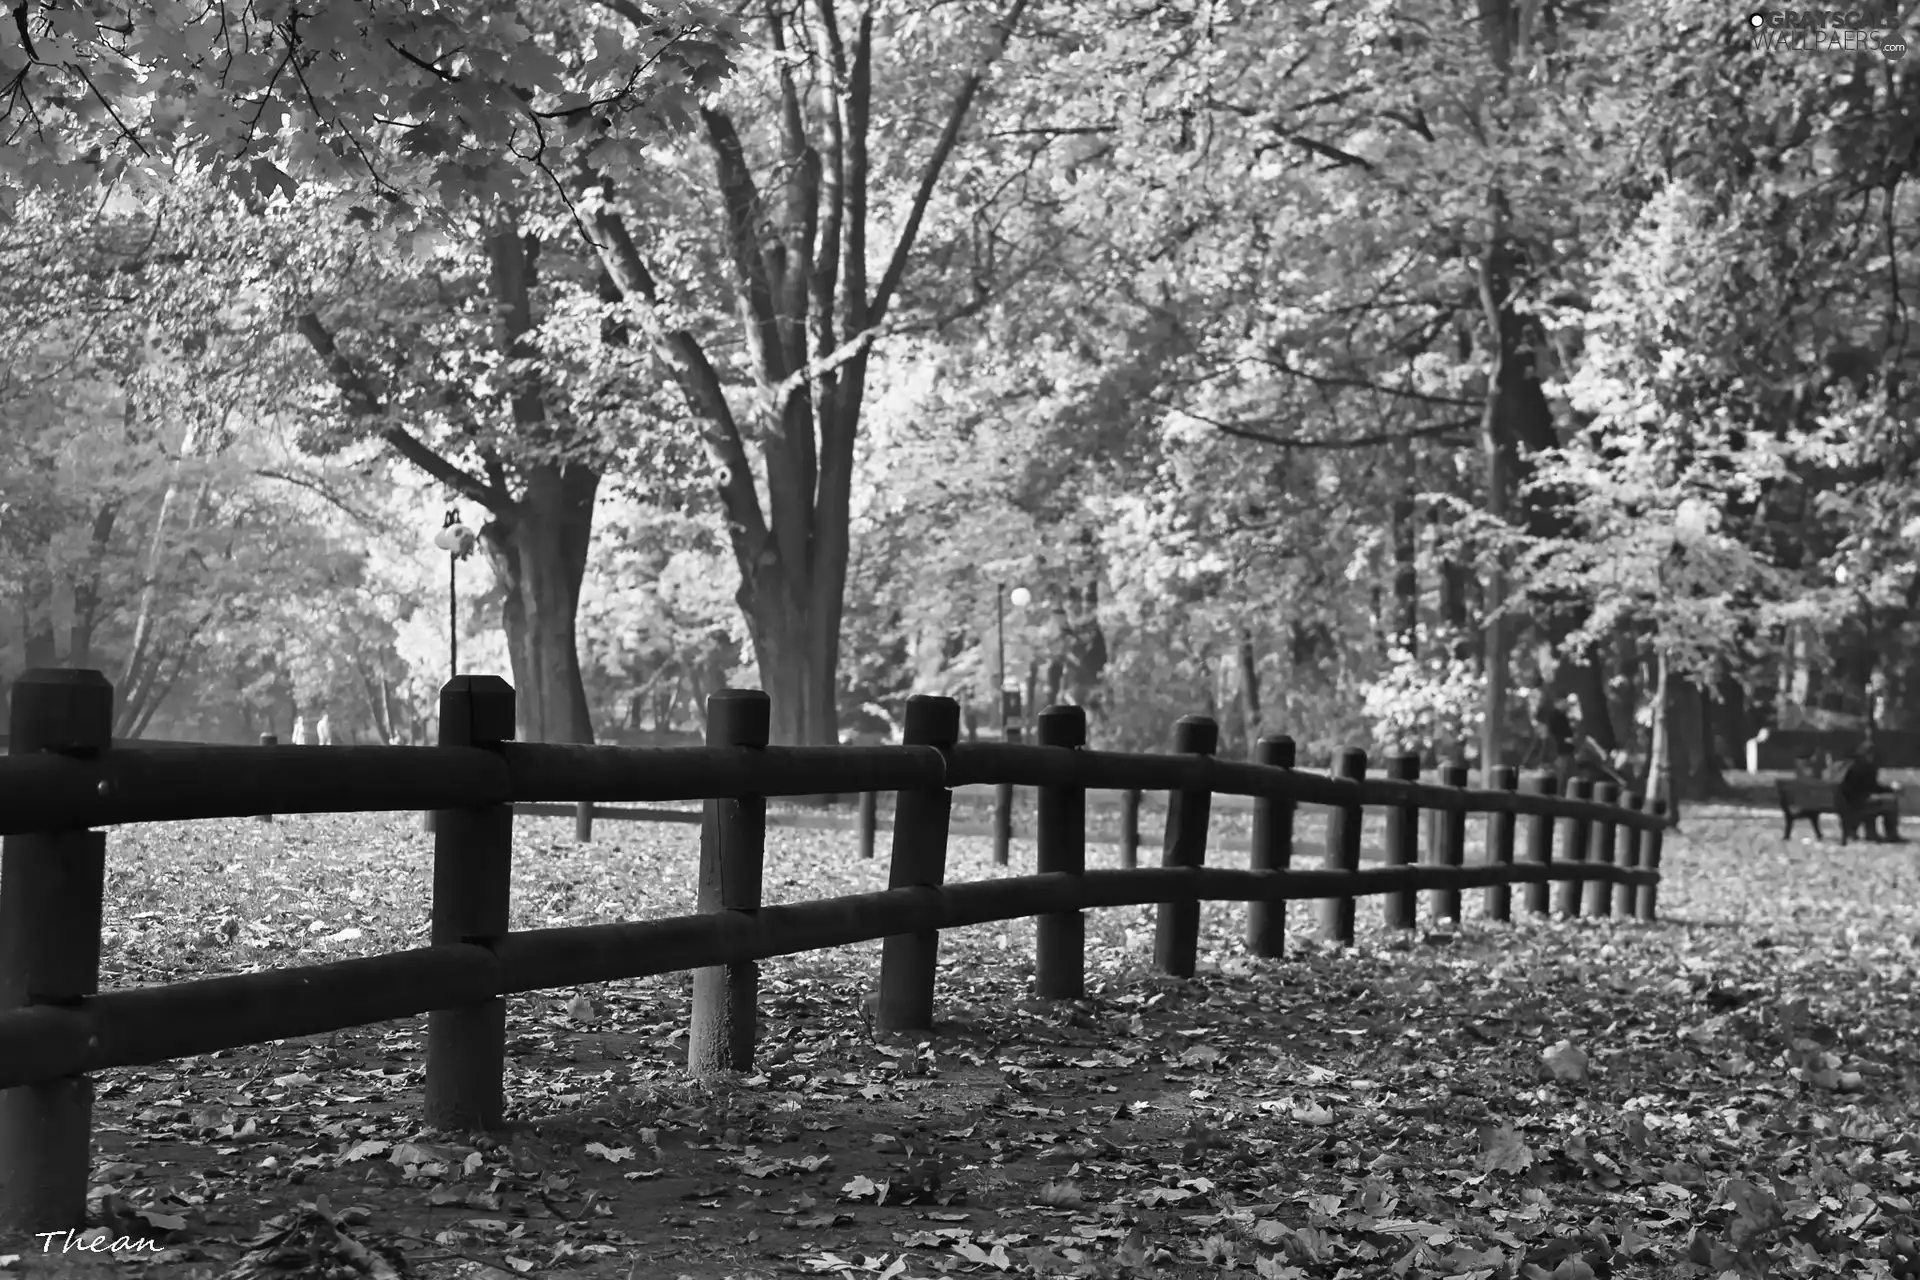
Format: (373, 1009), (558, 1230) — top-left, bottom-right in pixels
(2, 782), (1918, 1280)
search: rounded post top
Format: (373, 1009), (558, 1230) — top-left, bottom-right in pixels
(902, 695), (960, 748)
(1626, 791), (1646, 810)
(1037, 704), (1087, 748)
(8, 667), (113, 755)
(1172, 715), (1219, 756)
(1523, 771), (1559, 796)
(1490, 764), (1520, 790)
(1441, 761), (1470, 787)
(1594, 781), (1620, 804)
(1332, 745), (1368, 779)
(1568, 776), (1595, 800)
(706, 688), (771, 748)
(438, 675), (516, 746)
(1386, 751), (1420, 781)
(1255, 734), (1296, 768)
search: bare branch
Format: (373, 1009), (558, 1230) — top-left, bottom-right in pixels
(868, 0), (1031, 326)
(583, 207), (771, 548)
(1242, 354), (1482, 407)
(1156, 400), (1476, 450)
(291, 311), (503, 508)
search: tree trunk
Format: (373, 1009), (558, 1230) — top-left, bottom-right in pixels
(480, 462), (599, 744)
(1670, 674), (1724, 800)
(1062, 570), (1108, 715)
(1569, 661), (1617, 753)
(68, 500), (119, 670)
(1648, 646), (1673, 820)
(1391, 449), (1418, 654)
(1237, 628), (1263, 753)
(1715, 676), (1750, 771)
(19, 586), (56, 669)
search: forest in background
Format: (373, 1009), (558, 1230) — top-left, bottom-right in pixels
(0, 0), (1915, 806)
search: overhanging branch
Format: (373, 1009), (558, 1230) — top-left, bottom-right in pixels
(291, 310), (503, 508)
(1160, 401), (1476, 450)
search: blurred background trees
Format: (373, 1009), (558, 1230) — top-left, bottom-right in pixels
(2, 0), (1914, 802)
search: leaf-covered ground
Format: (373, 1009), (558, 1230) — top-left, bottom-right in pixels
(4, 789), (1919, 1280)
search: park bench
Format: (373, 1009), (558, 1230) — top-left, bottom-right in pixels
(1775, 776), (1900, 844)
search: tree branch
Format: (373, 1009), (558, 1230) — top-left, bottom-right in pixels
(1243, 354), (1482, 407)
(1159, 401), (1476, 450)
(583, 207), (771, 549)
(868, 0), (1030, 326)
(291, 310), (503, 508)
(701, 106), (789, 383)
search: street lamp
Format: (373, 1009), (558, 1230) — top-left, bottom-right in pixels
(998, 584), (1031, 734)
(992, 582), (1031, 867)
(432, 509), (478, 680)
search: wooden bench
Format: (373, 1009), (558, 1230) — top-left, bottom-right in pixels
(1776, 777), (1901, 844)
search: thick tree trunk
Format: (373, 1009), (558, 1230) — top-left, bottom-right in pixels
(1670, 674), (1725, 800)
(481, 462), (599, 744)
(1569, 662), (1617, 752)
(740, 578), (841, 747)
(1714, 676), (1750, 770)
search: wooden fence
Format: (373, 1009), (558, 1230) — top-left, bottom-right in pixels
(0, 668), (1666, 1230)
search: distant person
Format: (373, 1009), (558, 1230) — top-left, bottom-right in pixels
(1528, 693), (1576, 789)
(1838, 739), (1899, 840)
(315, 712), (333, 746)
(292, 714), (312, 746)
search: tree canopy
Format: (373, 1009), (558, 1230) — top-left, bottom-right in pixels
(2, 0), (1916, 802)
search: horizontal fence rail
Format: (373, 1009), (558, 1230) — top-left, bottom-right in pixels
(0, 668), (1669, 1231)
(0, 741), (1666, 837)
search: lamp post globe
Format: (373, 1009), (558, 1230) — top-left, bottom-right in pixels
(1008, 586), (1031, 608)
(433, 508), (477, 680)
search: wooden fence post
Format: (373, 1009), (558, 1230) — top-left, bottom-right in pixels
(878, 696), (959, 1030)
(992, 725), (1020, 866)
(574, 801), (594, 843)
(1522, 773), (1557, 916)
(1586, 782), (1620, 918)
(424, 675), (516, 1132)
(1119, 788), (1142, 870)
(0, 669), (113, 1231)
(1556, 777), (1594, 918)
(1433, 761), (1469, 923)
(257, 733), (277, 823)
(1247, 734), (1295, 959)
(1616, 793), (1645, 918)
(1483, 765), (1519, 922)
(1156, 716), (1218, 977)
(689, 689), (769, 1077)
(1036, 705), (1089, 999)
(1321, 747), (1367, 946)
(858, 790), (878, 859)
(1383, 752), (1420, 932)
(1636, 800), (1666, 922)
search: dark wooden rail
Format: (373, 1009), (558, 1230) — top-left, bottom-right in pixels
(0, 667), (1666, 1230)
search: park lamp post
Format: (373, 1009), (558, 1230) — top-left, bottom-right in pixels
(433, 509), (479, 682)
(998, 583), (1031, 735)
(990, 582), (1031, 866)
(424, 509), (478, 836)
